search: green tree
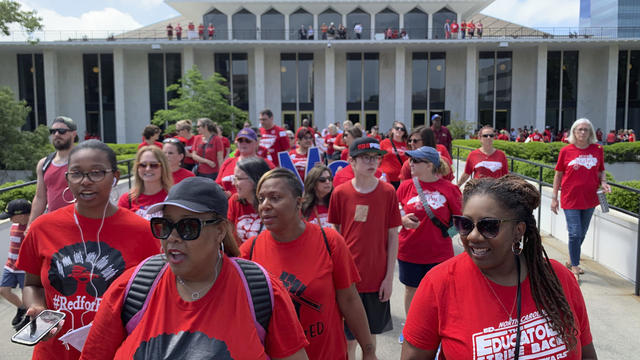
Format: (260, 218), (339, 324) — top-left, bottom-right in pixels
(0, 0), (42, 36)
(0, 87), (51, 172)
(152, 66), (248, 136)
(448, 119), (476, 139)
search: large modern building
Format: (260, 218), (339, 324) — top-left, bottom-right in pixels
(0, 0), (639, 143)
(580, 0), (640, 38)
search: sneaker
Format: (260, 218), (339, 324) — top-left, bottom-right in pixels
(11, 308), (26, 327)
(13, 315), (30, 332)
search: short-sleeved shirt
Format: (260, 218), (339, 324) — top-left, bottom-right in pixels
(16, 205), (160, 360)
(400, 145), (453, 182)
(216, 156), (275, 195)
(5, 223), (26, 272)
(464, 148), (509, 179)
(379, 139), (408, 182)
(183, 135), (200, 166)
(403, 253), (592, 359)
(306, 204), (330, 228)
(328, 180), (402, 292)
(220, 136), (231, 157)
(172, 168), (195, 184)
(432, 126), (453, 153)
(228, 193), (262, 244)
(555, 144), (605, 210)
(259, 125), (290, 167)
(289, 149), (309, 180)
(240, 223), (360, 360)
(396, 179), (462, 264)
(528, 133), (544, 142)
(79, 256), (308, 360)
(118, 190), (168, 220)
(137, 141), (163, 150)
(192, 135), (224, 174)
(324, 134), (339, 155)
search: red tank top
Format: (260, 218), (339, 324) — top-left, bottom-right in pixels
(43, 160), (69, 212)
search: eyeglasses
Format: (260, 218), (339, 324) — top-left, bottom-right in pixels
(66, 169), (113, 184)
(395, 127), (406, 132)
(482, 134), (495, 138)
(575, 128), (590, 133)
(302, 136), (314, 141)
(163, 138), (181, 144)
(317, 176), (332, 183)
(197, 124), (205, 128)
(408, 138), (422, 144)
(452, 215), (519, 239)
(356, 154), (381, 163)
(233, 175), (250, 182)
(150, 217), (223, 241)
(237, 138), (253, 143)
(409, 158), (429, 164)
(49, 128), (71, 135)
(139, 162), (161, 169)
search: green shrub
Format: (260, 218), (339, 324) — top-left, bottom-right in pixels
(107, 143), (139, 156)
(603, 142), (640, 163)
(606, 180), (640, 214)
(0, 181), (36, 213)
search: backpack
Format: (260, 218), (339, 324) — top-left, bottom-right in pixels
(121, 254), (274, 344)
(41, 152), (57, 175)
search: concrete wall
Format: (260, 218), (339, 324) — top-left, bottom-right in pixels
(511, 47), (537, 129)
(379, 49), (395, 131)
(194, 49), (214, 79)
(334, 50), (347, 125)
(446, 48), (467, 122)
(264, 49), (282, 126)
(314, 50), (326, 128)
(403, 49), (412, 127)
(0, 51), (19, 97)
(55, 52), (86, 138)
(577, 47), (609, 131)
(123, 50), (151, 143)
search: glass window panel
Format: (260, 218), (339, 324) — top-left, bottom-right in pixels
(628, 50), (640, 134)
(290, 8), (313, 40)
(283, 112), (296, 130)
(495, 110), (509, 132)
(203, 9), (228, 40)
(319, 8), (341, 39)
(165, 53), (182, 106)
(616, 50), (628, 131)
(375, 8), (399, 35)
(429, 53), (446, 110)
(347, 8), (371, 39)
(562, 51), (579, 103)
(298, 54), (313, 106)
(404, 8), (428, 40)
(363, 53), (379, 110)
(261, 9), (284, 40)
(280, 54), (297, 105)
(347, 112), (360, 124)
(546, 51), (561, 128)
(233, 9), (256, 40)
(34, 54), (46, 127)
(214, 53), (230, 100)
(99, 54), (116, 142)
(478, 52), (495, 104)
(17, 54), (35, 130)
(347, 53), (362, 110)
(232, 53), (249, 111)
(365, 112), (378, 130)
(412, 53), (428, 109)
(413, 112), (426, 128)
(148, 54), (165, 117)
(83, 54), (101, 138)
(433, 8), (456, 40)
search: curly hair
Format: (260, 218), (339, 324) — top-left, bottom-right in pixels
(462, 174), (578, 349)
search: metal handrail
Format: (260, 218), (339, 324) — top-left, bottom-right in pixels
(452, 144), (640, 295)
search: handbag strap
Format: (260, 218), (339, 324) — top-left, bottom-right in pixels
(412, 177), (450, 238)
(390, 139), (404, 166)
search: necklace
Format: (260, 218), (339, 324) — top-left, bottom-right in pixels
(482, 274), (517, 322)
(176, 251), (222, 300)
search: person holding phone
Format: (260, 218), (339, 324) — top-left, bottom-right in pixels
(16, 140), (160, 360)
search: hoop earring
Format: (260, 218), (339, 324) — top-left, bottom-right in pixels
(512, 240), (523, 255)
(62, 187), (76, 204)
(220, 241), (225, 256)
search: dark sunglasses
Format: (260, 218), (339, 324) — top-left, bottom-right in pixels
(409, 158), (429, 164)
(237, 138), (253, 143)
(408, 138), (422, 144)
(49, 128), (71, 135)
(317, 176), (332, 183)
(163, 138), (181, 144)
(395, 127), (406, 132)
(150, 217), (223, 241)
(482, 134), (495, 138)
(452, 215), (519, 239)
(138, 162), (161, 169)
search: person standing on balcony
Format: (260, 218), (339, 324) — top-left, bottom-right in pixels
(307, 25), (314, 40)
(451, 21), (459, 39)
(207, 23), (215, 39)
(166, 23), (173, 40)
(259, 109), (290, 167)
(299, 25), (307, 40)
(460, 21), (467, 39)
(477, 21), (483, 38)
(444, 19), (451, 39)
(354, 23), (363, 39)
(468, 20), (475, 38)
(198, 23), (204, 40)
(339, 24), (347, 39)
(175, 23), (182, 40)
(328, 22), (336, 40)
(187, 21), (196, 40)
(321, 23), (328, 39)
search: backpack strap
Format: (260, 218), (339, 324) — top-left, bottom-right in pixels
(390, 139), (405, 166)
(229, 258), (274, 345)
(412, 177), (451, 238)
(121, 254), (168, 334)
(41, 152), (57, 175)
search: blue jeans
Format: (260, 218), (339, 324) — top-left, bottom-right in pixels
(563, 208), (595, 266)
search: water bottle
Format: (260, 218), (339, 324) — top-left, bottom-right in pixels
(597, 189), (609, 213)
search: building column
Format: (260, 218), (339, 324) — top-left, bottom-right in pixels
(183, 46), (194, 75)
(256, 13), (261, 40)
(42, 51), (58, 122)
(370, 12), (375, 39)
(465, 46), (478, 125)
(605, 44), (619, 132)
(313, 14), (319, 40)
(457, 13), (462, 39)
(428, 13), (433, 39)
(324, 47), (336, 127)
(399, 14), (404, 32)
(228, 14), (233, 40)
(254, 47), (266, 116)
(342, 14), (347, 30)
(113, 48), (127, 143)
(535, 44), (548, 131)
(284, 14), (290, 40)
(395, 47), (406, 124)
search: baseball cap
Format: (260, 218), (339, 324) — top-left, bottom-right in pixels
(51, 116), (77, 131)
(0, 199), (32, 220)
(431, 114), (442, 121)
(349, 137), (387, 158)
(145, 177), (228, 217)
(406, 146), (440, 168)
(236, 128), (257, 142)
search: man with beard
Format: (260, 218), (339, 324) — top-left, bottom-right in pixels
(27, 116), (77, 227)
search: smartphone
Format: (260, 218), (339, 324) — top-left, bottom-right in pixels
(11, 310), (66, 346)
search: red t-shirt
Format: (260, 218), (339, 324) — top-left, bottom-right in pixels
(183, 135), (199, 166)
(324, 134), (338, 155)
(403, 253), (592, 359)
(118, 190), (168, 220)
(396, 179), (461, 264)
(289, 149), (309, 180)
(240, 223), (360, 360)
(629, 133), (636, 142)
(193, 135), (224, 174)
(432, 126), (453, 153)
(220, 136), (231, 157)
(400, 145), (453, 182)
(464, 148), (509, 179)
(228, 193), (262, 244)
(497, 134), (510, 141)
(172, 168), (195, 184)
(328, 180), (402, 292)
(333, 164), (386, 188)
(43, 159), (69, 212)
(306, 204), (330, 228)
(368, 134), (382, 141)
(16, 205), (160, 360)
(334, 133), (345, 147)
(451, 23), (459, 33)
(259, 125), (290, 167)
(379, 139), (408, 182)
(138, 141), (163, 150)
(80, 256), (308, 360)
(340, 148), (349, 161)
(555, 144), (605, 210)
(216, 156), (275, 195)
(528, 133), (543, 142)
(5, 223), (26, 271)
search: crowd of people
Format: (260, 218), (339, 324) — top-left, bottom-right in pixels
(166, 22), (216, 40)
(0, 111), (610, 359)
(475, 125), (636, 144)
(443, 19), (483, 39)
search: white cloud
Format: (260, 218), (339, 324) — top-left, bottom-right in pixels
(482, 0), (580, 28)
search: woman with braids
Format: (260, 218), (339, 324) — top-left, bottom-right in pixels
(401, 174), (596, 360)
(302, 164), (333, 228)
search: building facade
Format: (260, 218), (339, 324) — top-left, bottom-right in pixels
(0, 0), (639, 143)
(580, 0), (640, 38)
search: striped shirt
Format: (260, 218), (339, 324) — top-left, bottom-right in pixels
(5, 223), (26, 272)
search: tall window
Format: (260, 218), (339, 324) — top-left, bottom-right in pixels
(215, 53), (249, 111)
(233, 9), (256, 40)
(290, 8), (313, 40)
(404, 8), (428, 40)
(261, 9), (284, 40)
(546, 51), (579, 131)
(347, 53), (379, 129)
(280, 53), (314, 130)
(411, 52), (446, 128)
(319, 8), (341, 33)
(148, 53), (182, 123)
(433, 7), (457, 39)
(375, 8), (399, 35)
(616, 50), (640, 133)
(83, 54), (116, 142)
(478, 51), (512, 130)
(16, 54), (46, 131)
(203, 9), (228, 40)
(347, 8), (371, 40)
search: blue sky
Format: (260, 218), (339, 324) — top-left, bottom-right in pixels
(14, 0), (580, 33)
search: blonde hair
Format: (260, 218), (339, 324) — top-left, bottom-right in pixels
(130, 146), (173, 200)
(176, 119), (192, 132)
(218, 219), (240, 257)
(567, 118), (597, 145)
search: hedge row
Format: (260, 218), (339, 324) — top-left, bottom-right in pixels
(606, 181), (640, 214)
(0, 181), (36, 214)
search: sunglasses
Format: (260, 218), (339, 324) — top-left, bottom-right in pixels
(163, 138), (181, 144)
(139, 162), (161, 169)
(237, 138), (253, 143)
(49, 128), (71, 135)
(150, 217), (223, 241)
(409, 158), (429, 164)
(452, 215), (519, 239)
(395, 127), (406, 132)
(482, 134), (495, 138)
(408, 138), (422, 144)
(317, 176), (332, 183)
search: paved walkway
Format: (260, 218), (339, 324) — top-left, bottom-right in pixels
(0, 234), (638, 359)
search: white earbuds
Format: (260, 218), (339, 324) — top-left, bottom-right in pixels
(112, 178), (117, 187)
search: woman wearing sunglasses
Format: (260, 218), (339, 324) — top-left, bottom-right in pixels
(401, 174), (596, 360)
(81, 177), (309, 359)
(216, 128), (275, 196)
(228, 157), (272, 244)
(457, 126), (509, 188)
(380, 121), (409, 189)
(400, 126), (453, 182)
(241, 168), (377, 360)
(118, 146), (173, 220)
(395, 146), (460, 344)
(191, 117), (224, 180)
(302, 164), (333, 229)
(17, 140), (160, 360)
(289, 127), (315, 181)
(162, 138), (195, 185)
